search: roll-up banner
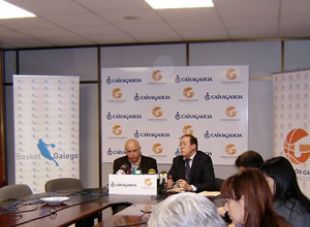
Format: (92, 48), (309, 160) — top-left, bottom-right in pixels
(101, 66), (249, 165)
(273, 70), (310, 197)
(14, 75), (80, 193)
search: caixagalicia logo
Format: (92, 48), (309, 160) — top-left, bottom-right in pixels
(112, 87), (122, 99)
(284, 128), (310, 164)
(112, 124), (122, 136)
(152, 143), (164, 154)
(183, 86), (194, 98)
(144, 178), (153, 186)
(225, 106), (237, 118)
(225, 144), (237, 155)
(226, 68), (238, 80)
(152, 106), (163, 118)
(183, 124), (194, 135)
(152, 70), (163, 81)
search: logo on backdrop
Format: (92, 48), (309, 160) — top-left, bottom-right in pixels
(183, 125), (194, 135)
(183, 87), (194, 98)
(152, 143), (164, 154)
(112, 88), (122, 99)
(284, 128), (310, 164)
(112, 124), (123, 136)
(152, 106), (163, 118)
(37, 139), (58, 166)
(105, 76), (142, 84)
(225, 144), (237, 155)
(152, 70), (163, 81)
(226, 68), (238, 80)
(225, 106), (237, 118)
(175, 75), (213, 83)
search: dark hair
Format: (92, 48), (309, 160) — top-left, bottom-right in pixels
(235, 150), (264, 169)
(181, 134), (198, 149)
(221, 169), (290, 227)
(260, 156), (310, 213)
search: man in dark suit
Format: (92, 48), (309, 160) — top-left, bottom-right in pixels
(167, 134), (216, 192)
(113, 138), (158, 174)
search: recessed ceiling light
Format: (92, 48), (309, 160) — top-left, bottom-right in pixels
(0, 0), (36, 19)
(145, 0), (214, 9)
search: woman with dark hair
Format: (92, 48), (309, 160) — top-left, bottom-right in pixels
(260, 156), (310, 227)
(221, 169), (291, 227)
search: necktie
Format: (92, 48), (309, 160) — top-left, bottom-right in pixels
(185, 159), (190, 181)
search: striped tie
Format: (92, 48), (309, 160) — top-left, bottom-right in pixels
(185, 159), (190, 181)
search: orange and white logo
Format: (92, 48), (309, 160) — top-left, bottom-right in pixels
(112, 124), (122, 136)
(183, 87), (194, 98)
(152, 106), (163, 118)
(225, 106), (237, 118)
(144, 178), (153, 187)
(226, 68), (237, 80)
(225, 144), (237, 155)
(112, 88), (122, 99)
(284, 128), (310, 164)
(152, 70), (163, 81)
(183, 125), (194, 135)
(152, 143), (163, 154)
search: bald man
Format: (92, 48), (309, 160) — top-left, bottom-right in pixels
(113, 138), (158, 174)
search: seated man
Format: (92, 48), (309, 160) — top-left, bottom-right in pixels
(167, 134), (216, 192)
(113, 138), (158, 174)
(235, 150), (264, 171)
(148, 192), (226, 227)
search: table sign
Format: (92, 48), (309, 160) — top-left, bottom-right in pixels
(109, 174), (157, 195)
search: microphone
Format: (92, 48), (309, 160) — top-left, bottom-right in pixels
(117, 163), (129, 175)
(147, 168), (157, 175)
(159, 171), (167, 185)
(157, 171), (168, 196)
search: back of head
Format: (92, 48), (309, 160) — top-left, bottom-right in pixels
(221, 169), (287, 227)
(148, 192), (225, 227)
(235, 150), (264, 169)
(260, 156), (310, 211)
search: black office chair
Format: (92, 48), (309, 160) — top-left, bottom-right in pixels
(45, 178), (83, 193)
(0, 184), (33, 202)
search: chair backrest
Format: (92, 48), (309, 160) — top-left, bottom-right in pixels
(215, 177), (224, 191)
(45, 178), (83, 192)
(0, 184), (33, 202)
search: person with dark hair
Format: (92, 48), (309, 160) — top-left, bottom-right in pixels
(167, 134), (216, 192)
(235, 150), (264, 170)
(221, 169), (291, 227)
(260, 156), (310, 227)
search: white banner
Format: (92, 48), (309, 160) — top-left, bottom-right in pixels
(14, 75), (80, 193)
(101, 66), (249, 165)
(273, 70), (310, 197)
(109, 174), (157, 195)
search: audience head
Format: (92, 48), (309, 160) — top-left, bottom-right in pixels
(124, 138), (141, 164)
(179, 134), (198, 159)
(148, 192), (226, 227)
(235, 150), (264, 171)
(221, 169), (288, 227)
(260, 156), (310, 211)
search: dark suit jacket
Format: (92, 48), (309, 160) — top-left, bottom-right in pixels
(113, 155), (158, 174)
(168, 150), (216, 192)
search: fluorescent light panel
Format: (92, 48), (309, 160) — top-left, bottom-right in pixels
(145, 0), (214, 9)
(0, 0), (36, 19)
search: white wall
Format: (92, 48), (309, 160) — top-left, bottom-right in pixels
(4, 40), (310, 187)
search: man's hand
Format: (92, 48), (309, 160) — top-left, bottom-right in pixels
(176, 179), (192, 191)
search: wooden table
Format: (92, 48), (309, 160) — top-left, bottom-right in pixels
(0, 188), (158, 227)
